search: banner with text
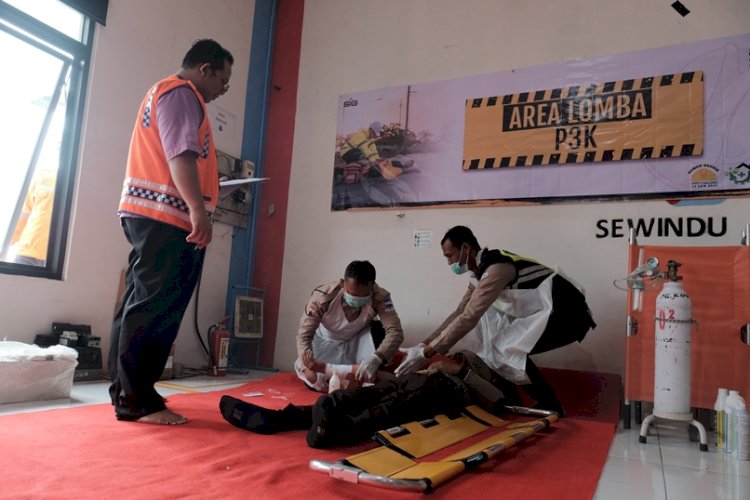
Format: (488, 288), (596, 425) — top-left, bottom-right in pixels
(463, 72), (704, 169)
(331, 34), (750, 211)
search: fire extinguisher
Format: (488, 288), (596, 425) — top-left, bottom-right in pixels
(208, 323), (230, 377)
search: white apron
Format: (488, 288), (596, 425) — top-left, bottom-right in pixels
(452, 272), (556, 384)
(295, 289), (376, 390)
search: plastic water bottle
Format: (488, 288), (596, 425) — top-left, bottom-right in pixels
(328, 372), (341, 393)
(724, 390), (746, 454)
(734, 407), (750, 460)
(714, 388), (728, 449)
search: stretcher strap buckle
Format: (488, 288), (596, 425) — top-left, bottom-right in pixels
(329, 463), (362, 483)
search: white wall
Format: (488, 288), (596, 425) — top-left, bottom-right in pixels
(0, 0), (254, 371)
(275, 0), (750, 376)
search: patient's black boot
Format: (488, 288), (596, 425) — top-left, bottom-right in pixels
(307, 394), (340, 448)
(220, 395), (312, 434)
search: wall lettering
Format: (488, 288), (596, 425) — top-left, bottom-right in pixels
(595, 216), (727, 238)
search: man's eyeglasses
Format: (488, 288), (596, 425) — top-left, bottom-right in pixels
(212, 70), (230, 93)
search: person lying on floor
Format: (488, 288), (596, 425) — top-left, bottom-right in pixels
(219, 350), (530, 449)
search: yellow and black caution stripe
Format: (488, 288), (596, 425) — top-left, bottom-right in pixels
(463, 72), (704, 169)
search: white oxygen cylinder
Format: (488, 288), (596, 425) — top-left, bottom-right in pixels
(653, 266), (693, 419)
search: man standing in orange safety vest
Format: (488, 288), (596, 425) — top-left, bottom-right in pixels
(109, 39), (233, 425)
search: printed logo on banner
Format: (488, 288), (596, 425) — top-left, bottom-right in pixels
(726, 162), (750, 185)
(343, 98), (358, 108)
(689, 164), (719, 189)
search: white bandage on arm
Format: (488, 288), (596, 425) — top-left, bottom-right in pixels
(325, 364), (353, 377)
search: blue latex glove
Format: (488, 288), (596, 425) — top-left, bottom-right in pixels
(394, 343), (427, 377)
(355, 353), (382, 381)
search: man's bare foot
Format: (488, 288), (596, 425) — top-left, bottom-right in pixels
(135, 409), (187, 425)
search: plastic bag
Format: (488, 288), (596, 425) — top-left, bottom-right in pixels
(0, 341), (78, 404)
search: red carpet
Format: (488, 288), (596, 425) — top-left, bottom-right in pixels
(0, 369), (620, 499)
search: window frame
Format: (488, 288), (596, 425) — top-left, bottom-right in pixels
(0, 1), (94, 279)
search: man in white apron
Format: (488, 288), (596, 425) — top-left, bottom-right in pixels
(295, 260), (404, 392)
(395, 226), (595, 415)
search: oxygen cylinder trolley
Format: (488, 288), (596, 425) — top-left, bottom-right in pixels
(637, 260), (708, 451)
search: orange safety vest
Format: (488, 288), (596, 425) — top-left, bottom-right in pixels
(119, 76), (218, 232)
(12, 168), (57, 262)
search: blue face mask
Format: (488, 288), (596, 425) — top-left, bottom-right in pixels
(450, 246), (469, 275)
(344, 292), (371, 308)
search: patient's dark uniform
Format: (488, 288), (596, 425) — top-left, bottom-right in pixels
(312, 372), (469, 446)
(220, 351), (525, 448)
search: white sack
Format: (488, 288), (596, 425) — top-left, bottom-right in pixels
(0, 341), (78, 404)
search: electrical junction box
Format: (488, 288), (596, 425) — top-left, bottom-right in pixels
(214, 150), (255, 228)
(234, 296), (263, 339)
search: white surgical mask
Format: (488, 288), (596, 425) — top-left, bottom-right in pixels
(449, 246), (469, 275)
(344, 292), (370, 308)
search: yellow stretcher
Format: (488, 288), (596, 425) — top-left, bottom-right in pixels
(309, 405), (558, 492)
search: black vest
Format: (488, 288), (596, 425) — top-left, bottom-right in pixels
(477, 249), (554, 289)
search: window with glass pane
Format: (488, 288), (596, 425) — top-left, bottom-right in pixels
(0, 0), (92, 278)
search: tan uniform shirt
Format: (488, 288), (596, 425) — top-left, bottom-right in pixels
(425, 263), (517, 355)
(296, 280), (404, 363)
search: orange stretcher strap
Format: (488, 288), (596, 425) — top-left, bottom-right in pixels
(443, 414), (558, 461)
(462, 405), (508, 427)
(345, 446), (416, 478)
(375, 413), (488, 458)
(390, 461), (466, 486)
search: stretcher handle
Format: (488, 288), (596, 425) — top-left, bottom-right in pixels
(309, 460), (429, 492)
(503, 405), (558, 418)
